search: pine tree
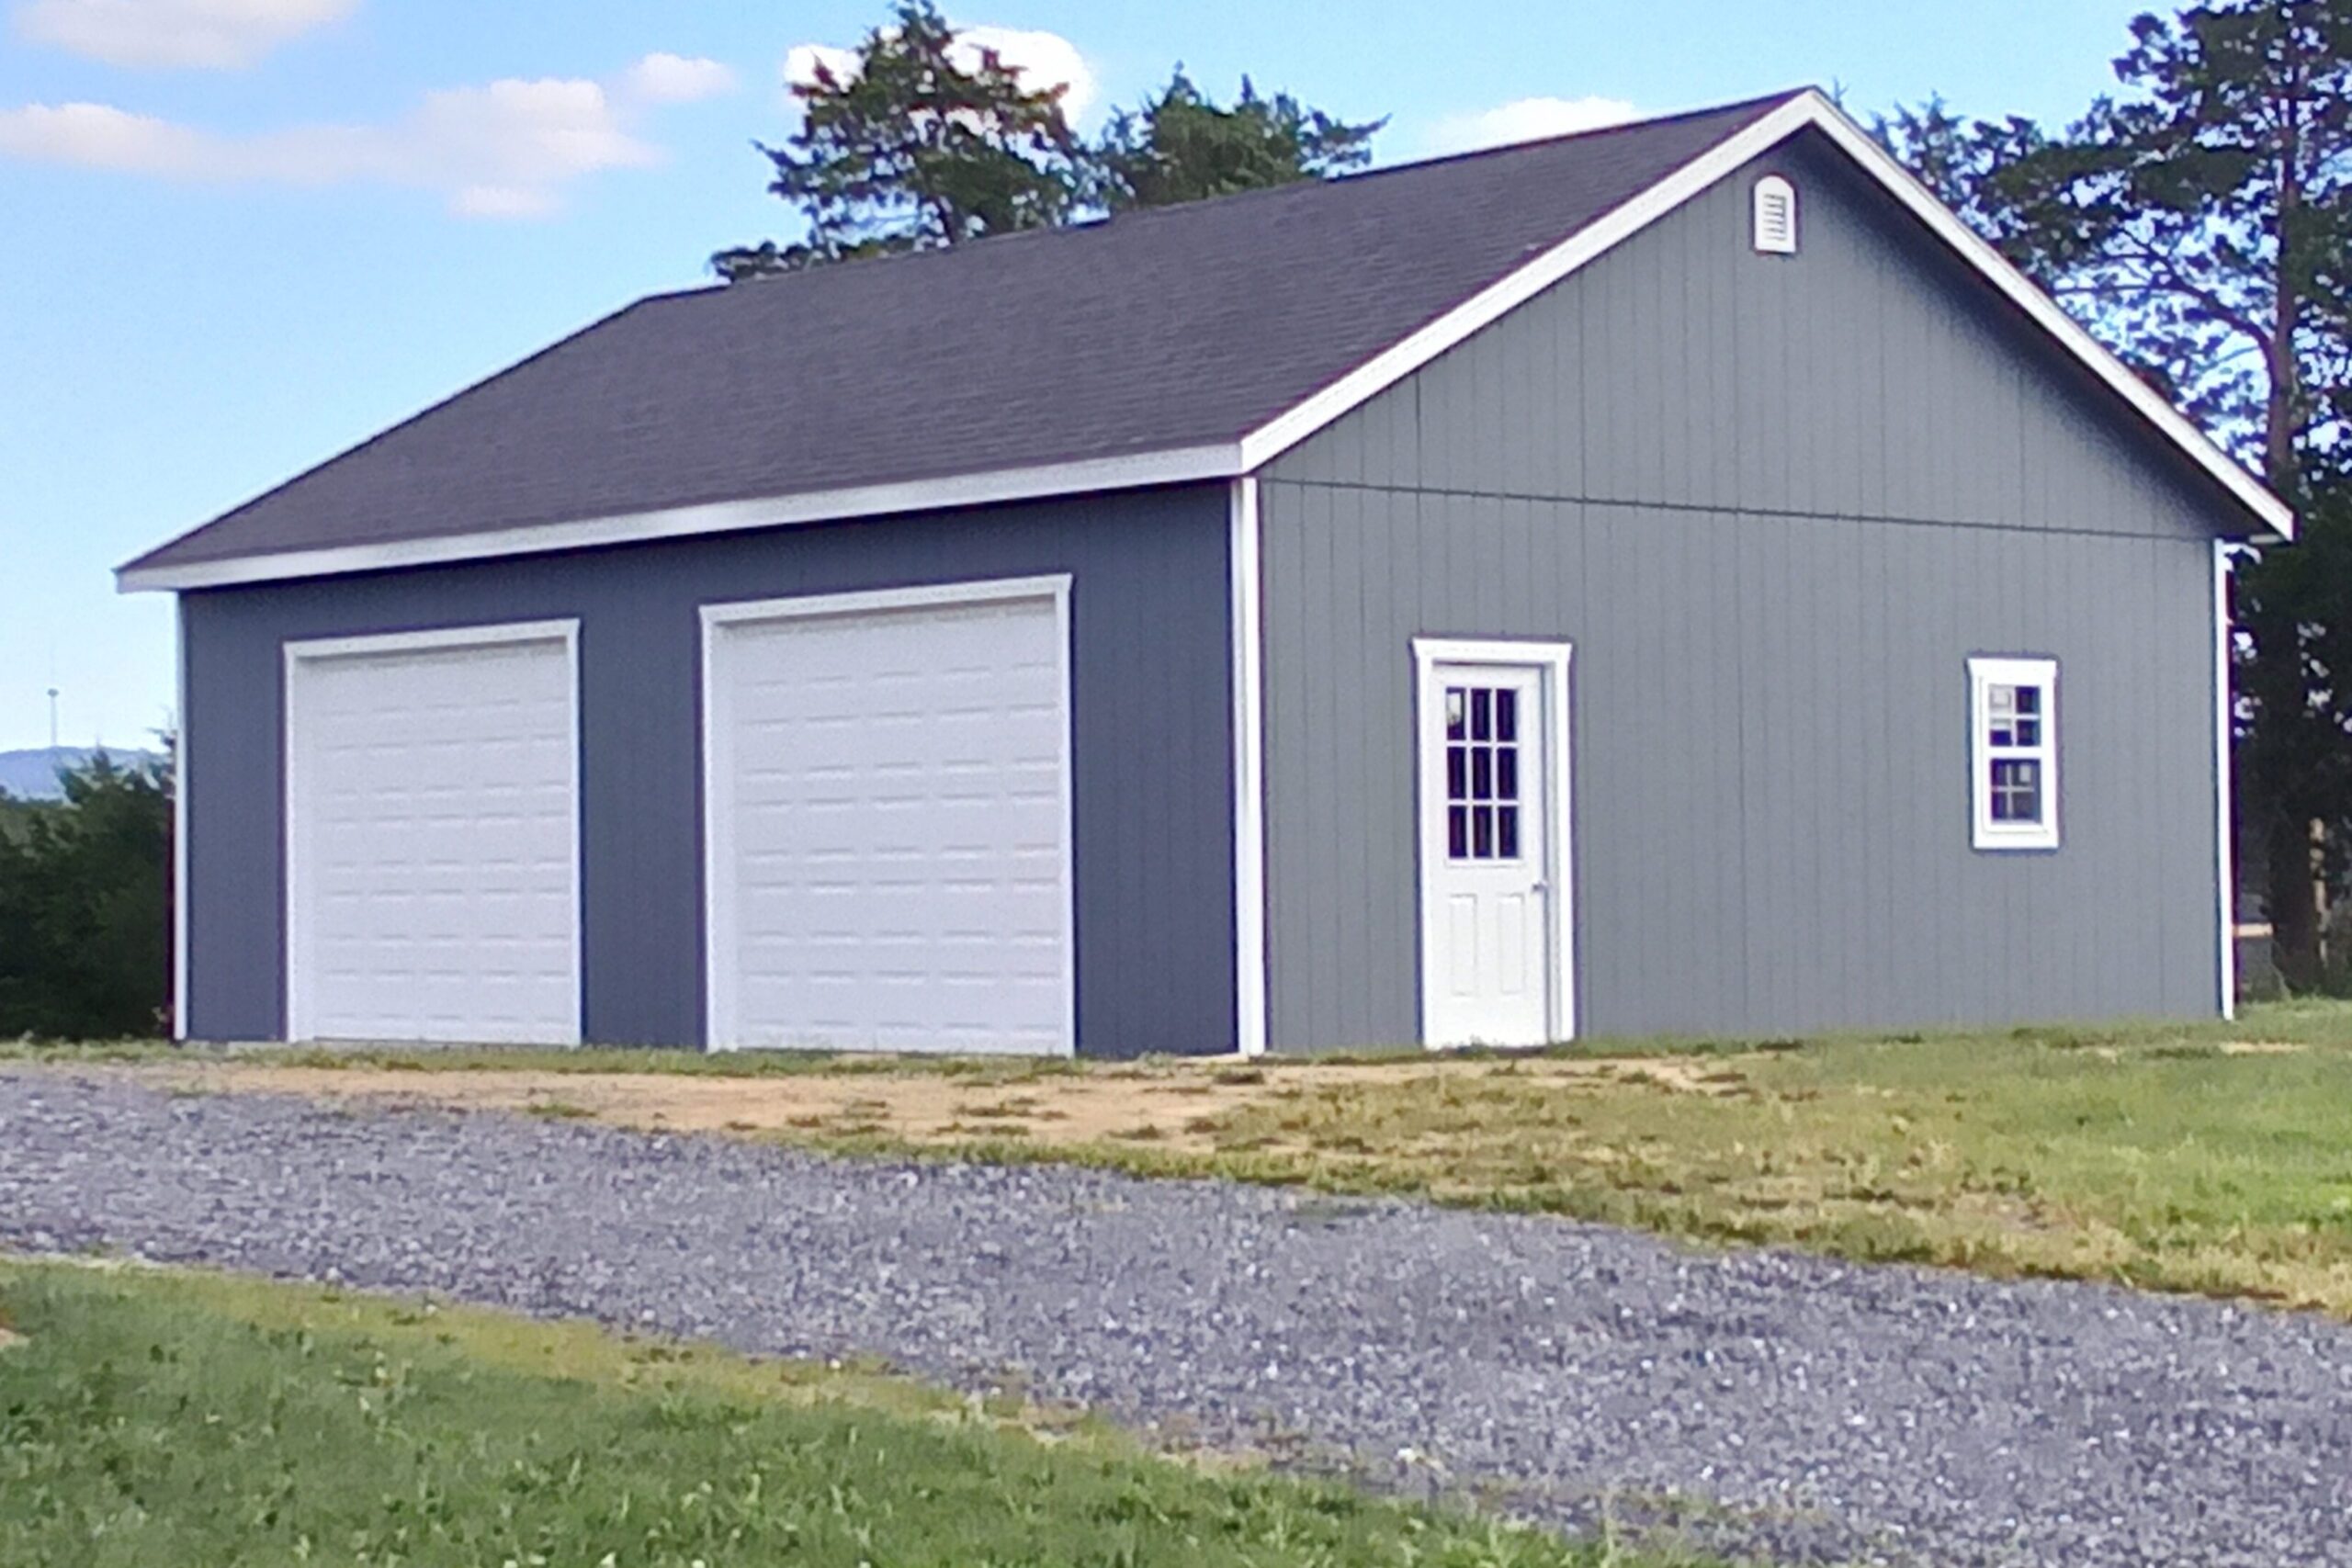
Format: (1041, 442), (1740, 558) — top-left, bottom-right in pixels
(1090, 69), (1382, 212)
(713, 0), (1083, 280)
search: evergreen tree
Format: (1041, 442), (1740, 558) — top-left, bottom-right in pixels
(714, 0), (1083, 280)
(1090, 69), (1382, 211)
(714, 10), (1384, 280)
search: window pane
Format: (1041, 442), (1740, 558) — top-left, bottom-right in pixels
(2015, 685), (2039, 715)
(1446, 688), (1465, 740)
(1990, 686), (2015, 715)
(1449, 806), (1467, 859)
(1473, 806), (1493, 858)
(1497, 805), (1519, 859)
(2015, 717), (2040, 747)
(1471, 688), (1491, 741)
(1447, 745), (1466, 802)
(1496, 688), (1518, 742)
(1497, 746), (1518, 802)
(1990, 722), (2014, 747)
(1991, 759), (2043, 824)
(1472, 747), (1492, 800)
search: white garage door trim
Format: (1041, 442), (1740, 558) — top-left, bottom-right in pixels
(699, 575), (1076, 1055)
(283, 619), (582, 1044)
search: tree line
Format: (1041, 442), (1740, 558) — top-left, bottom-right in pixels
(710, 0), (1383, 279)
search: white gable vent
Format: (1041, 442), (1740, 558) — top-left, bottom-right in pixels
(1752, 174), (1797, 254)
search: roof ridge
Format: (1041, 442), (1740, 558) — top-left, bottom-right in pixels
(718, 88), (1814, 288)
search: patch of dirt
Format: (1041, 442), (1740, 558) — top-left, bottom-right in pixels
(0, 1326), (22, 1351)
(85, 1051), (1769, 1161)
(2218, 1041), (2306, 1055)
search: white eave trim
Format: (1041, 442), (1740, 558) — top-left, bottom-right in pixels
(117, 90), (2290, 598)
(119, 444), (1242, 592)
(1239, 91), (2292, 541)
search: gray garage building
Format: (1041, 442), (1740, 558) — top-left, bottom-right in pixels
(121, 89), (2293, 1056)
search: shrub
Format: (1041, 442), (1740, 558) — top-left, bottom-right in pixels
(0, 750), (171, 1039)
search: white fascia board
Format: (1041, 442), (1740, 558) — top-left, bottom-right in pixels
(1237, 92), (2295, 542)
(119, 444), (1243, 594)
(1796, 99), (2295, 543)
(120, 91), (2290, 600)
(1240, 93), (1822, 472)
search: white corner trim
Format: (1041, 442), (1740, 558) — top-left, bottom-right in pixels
(171, 597), (188, 1043)
(1967, 654), (2061, 852)
(2213, 542), (2239, 1021)
(281, 616), (583, 1045)
(697, 573), (1078, 1056)
(1408, 637), (1577, 1046)
(119, 446), (1241, 594)
(1797, 101), (2294, 542)
(1228, 479), (1269, 1057)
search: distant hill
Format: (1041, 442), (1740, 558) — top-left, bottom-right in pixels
(0, 747), (164, 802)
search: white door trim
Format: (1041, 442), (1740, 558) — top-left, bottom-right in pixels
(1228, 479), (1269, 1056)
(1411, 637), (1576, 1047)
(281, 616), (583, 1044)
(698, 574), (1077, 1054)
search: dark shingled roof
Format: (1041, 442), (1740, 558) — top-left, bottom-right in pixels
(126, 93), (1799, 575)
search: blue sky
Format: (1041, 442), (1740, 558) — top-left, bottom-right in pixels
(1, 0), (2153, 751)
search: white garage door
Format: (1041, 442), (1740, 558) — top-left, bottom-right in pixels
(285, 622), (581, 1044)
(703, 578), (1073, 1055)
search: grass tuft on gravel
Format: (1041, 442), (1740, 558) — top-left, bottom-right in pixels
(0, 1258), (1713, 1568)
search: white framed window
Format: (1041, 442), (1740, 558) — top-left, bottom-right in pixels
(1969, 656), (2058, 851)
(1752, 174), (1797, 254)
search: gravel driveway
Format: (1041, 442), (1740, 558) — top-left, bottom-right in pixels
(2, 1070), (2346, 1567)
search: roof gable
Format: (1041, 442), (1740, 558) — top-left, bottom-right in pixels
(119, 90), (2289, 592)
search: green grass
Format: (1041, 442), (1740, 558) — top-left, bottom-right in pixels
(17, 1001), (2352, 1314)
(0, 1259), (1713, 1568)
(791, 1003), (2352, 1315)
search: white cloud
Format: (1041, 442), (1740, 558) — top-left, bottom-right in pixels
(1426, 95), (1638, 155)
(621, 51), (736, 106)
(12, 0), (354, 68)
(782, 41), (855, 91)
(0, 64), (695, 216)
(783, 20), (1095, 122)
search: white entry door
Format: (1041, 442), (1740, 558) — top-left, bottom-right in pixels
(1415, 641), (1573, 1047)
(284, 622), (582, 1045)
(703, 578), (1074, 1055)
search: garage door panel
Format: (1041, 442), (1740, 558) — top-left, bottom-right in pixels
(707, 586), (1073, 1055)
(288, 628), (580, 1045)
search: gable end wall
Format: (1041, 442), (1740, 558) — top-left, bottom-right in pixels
(1255, 131), (2228, 1048)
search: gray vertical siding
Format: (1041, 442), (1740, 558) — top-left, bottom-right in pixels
(181, 485), (1236, 1055)
(1259, 131), (2233, 1049)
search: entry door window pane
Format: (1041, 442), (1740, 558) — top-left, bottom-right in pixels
(1443, 683), (1525, 863)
